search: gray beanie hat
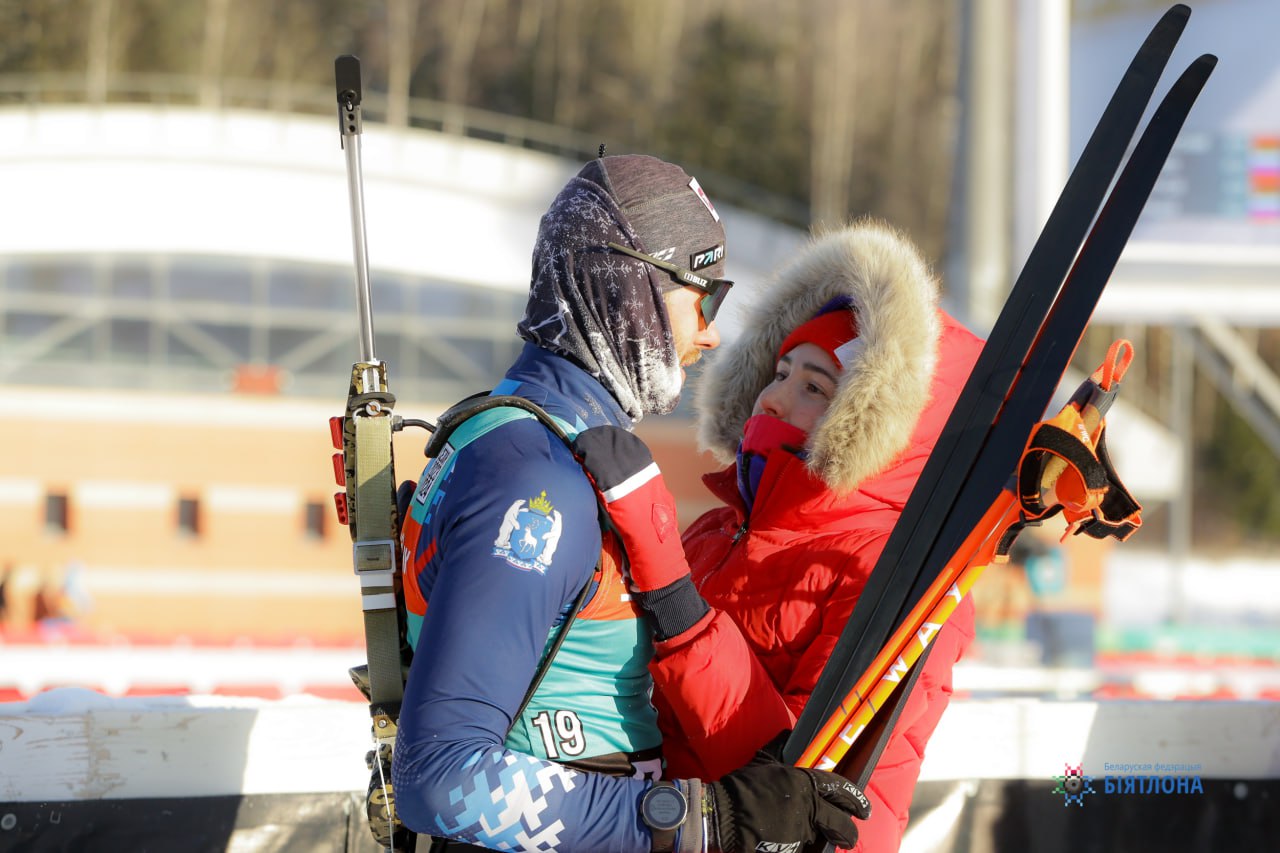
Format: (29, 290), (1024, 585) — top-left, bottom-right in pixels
(586, 155), (727, 280)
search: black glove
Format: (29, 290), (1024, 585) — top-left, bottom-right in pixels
(707, 752), (871, 853)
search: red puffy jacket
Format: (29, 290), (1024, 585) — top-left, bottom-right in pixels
(651, 221), (985, 853)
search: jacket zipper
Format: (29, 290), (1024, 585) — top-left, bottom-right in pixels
(697, 518), (748, 592)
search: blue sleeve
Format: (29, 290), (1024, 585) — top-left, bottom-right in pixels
(393, 420), (653, 852)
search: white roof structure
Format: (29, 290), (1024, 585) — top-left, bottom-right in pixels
(0, 103), (808, 407)
(0, 103), (804, 336)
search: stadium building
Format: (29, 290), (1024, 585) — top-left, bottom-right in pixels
(0, 96), (804, 651)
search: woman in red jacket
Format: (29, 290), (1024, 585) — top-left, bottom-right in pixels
(590, 219), (985, 852)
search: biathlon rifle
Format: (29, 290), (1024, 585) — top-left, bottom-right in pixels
(330, 55), (419, 852)
(326, 64), (604, 850)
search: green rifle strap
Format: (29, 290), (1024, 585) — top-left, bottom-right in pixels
(353, 411), (405, 712)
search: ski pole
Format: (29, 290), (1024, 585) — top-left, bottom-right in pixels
(798, 343), (1137, 773)
(796, 491), (1018, 770)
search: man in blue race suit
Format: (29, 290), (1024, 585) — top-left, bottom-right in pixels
(395, 155), (870, 853)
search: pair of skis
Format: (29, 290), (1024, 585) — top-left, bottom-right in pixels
(785, 3), (1215, 785)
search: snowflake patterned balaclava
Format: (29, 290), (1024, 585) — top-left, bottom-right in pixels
(517, 155), (728, 420)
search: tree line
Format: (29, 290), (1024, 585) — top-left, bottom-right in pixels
(0, 0), (960, 260)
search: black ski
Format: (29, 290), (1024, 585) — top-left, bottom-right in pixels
(786, 4), (1200, 766)
(897, 54), (1217, 625)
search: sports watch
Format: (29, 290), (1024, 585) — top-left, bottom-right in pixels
(640, 781), (688, 853)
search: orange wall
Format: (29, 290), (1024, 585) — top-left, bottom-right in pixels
(0, 387), (720, 643)
(2, 385), (1107, 643)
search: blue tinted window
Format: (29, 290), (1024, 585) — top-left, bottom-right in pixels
(170, 260), (252, 304)
(371, 274), (406, 312)
(110, 261), (154, 299)
(5, 261), (94, 295)
(0, 253), (528, 400)
(110, 319), (152, 360)
(268, 266), (346, 309)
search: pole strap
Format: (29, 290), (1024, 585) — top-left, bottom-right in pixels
(1017, 340), (1143, 544)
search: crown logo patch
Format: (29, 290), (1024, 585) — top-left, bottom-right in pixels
(528, 490), (554, 515)
(492, 489), (563, 574)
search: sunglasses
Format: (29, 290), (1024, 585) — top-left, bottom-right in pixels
(607, 242), (734, 325)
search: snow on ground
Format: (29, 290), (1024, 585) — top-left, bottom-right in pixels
(13, 685), (335, 714)
(0, 641), (363, 699)
(1, 687), (371, 800)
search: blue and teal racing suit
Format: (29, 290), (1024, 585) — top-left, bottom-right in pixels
(394, 343), (661, 852)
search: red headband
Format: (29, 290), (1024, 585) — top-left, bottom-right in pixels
(777, 309), (860, 368)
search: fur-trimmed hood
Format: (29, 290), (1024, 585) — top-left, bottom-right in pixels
(694, 219), (943, 495)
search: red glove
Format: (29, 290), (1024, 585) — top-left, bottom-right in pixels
(572, 426), (709, 640)
(572, 425), (688, 590)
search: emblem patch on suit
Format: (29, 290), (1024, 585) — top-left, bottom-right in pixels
(492, 490), (563, 573)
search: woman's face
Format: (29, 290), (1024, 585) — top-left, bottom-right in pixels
(751, 342), (840, 434)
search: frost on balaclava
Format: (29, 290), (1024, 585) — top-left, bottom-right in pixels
(517, 155), (727, 421)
